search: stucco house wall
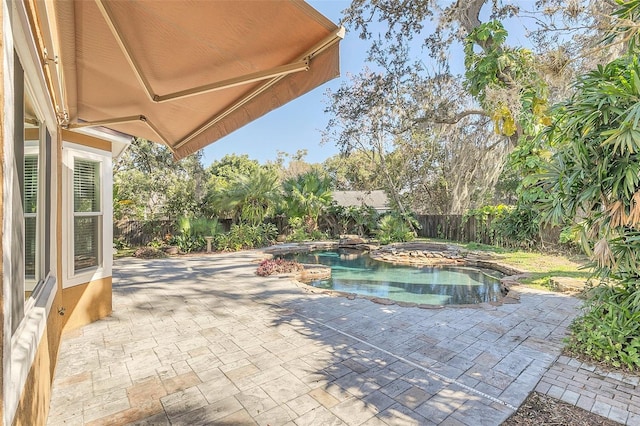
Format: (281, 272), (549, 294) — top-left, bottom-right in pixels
(2, 2), (123, 424)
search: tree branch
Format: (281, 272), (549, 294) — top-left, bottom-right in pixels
(454, 0), (484, 33)
(415, 109), (489, 126)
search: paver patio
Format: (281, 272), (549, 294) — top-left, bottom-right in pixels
(47, 250), (585, 425)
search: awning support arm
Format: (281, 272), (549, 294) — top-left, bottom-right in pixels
(68, 115), (174, 151)
(95, 0), (156, 102)
(154, 60), (310, 103)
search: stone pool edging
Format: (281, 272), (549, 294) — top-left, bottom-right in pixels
(261, 241), (528, 308)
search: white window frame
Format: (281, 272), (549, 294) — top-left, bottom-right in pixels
(62, 142), (113, 288)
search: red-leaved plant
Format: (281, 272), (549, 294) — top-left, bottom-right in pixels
(256, 258), (304, 277)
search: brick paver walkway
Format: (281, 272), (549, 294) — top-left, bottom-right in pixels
(45, 250), (604, 425)
(537, 355), (640, 425)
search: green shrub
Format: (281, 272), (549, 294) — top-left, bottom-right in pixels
(465, 204), (540, 249)
(114, 237), (129, 251)
(177, 217), (221, 237)
(168, 217), (223, 253)
(147, 237), (165, 248)
(309, 229), (328, 240)
(490, 204), (540, 249)
(375, 213), (417, 245)
(215, 223), (277, 251)
(568, 282), (640, 370)
(330, 204), (379, 236)
(284, 216), (329, 242)
(286, 217), (310, 242)
(188, 218), (223, 237)
(169, 233), (206, 253)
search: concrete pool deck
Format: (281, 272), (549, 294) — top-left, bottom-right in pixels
(45, 250), (631, 425)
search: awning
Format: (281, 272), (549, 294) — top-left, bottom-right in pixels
(37, 0), (343, 159)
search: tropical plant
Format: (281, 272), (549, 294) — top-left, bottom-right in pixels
(169, 233), (205, 253)
(466, 204), (541, 249)
(282, 171), (334, 234)
(215, 223), (277, 252)
(375, 212), (418, 245)
(187, 218), (223, 237)
(166, 217), (221, 253)
(538, 55), (640, 282)
(208, 167), (280, 225)
(285, 217), (311, 242)
(202, 154), (263, 219)
(330, 204), (379, 237)
(568, 284), (640, 370)
(536, 10), (640, 368)
(284, 217), (327, 242)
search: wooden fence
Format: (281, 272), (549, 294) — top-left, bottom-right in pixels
(113, 220), (177, 247)
(415, 215), (497, 244)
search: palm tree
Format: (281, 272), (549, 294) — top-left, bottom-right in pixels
(210, 167), (280, 226)
(539, 55), (640, 283)
(283, 171), (334, 233)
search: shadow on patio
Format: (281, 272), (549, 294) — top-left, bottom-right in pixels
(47, 250), (582, 425)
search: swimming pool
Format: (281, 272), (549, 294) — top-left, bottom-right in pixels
(283, 249), (505, 305)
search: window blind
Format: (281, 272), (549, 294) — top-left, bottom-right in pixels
(24, 154), (38, 279)
(73, 159), (101, 271)
(74, 159), (100, 212)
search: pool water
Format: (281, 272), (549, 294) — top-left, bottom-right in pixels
(283, 249), (505, 305)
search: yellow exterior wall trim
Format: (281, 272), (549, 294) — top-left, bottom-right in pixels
(61, 277), (112, 332)
(62, 129), (111, 152)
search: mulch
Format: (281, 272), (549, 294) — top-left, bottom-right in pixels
(502, 392), (620, 425)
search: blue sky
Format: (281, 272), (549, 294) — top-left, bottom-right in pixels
(200, 1), (536, 166)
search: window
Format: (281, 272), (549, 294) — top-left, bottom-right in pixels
(63, 142), (113, 287)
(24, 150), (38, 281)
(24, 103), (52, 295)
(73, 159), (102, 272)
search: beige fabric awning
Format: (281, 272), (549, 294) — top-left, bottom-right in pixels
(45, 0), (342, 159)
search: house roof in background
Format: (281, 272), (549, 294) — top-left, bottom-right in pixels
(332, 190), (390, 211)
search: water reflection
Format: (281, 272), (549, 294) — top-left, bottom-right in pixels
(282, 250), (504, 305)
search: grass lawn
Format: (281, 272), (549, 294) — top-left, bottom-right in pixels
(424, 239), (593, 292)
(496, 251), (592, 291)
(468, 242), (592, 291)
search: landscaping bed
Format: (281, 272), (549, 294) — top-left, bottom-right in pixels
(503, 392), (618, 425)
